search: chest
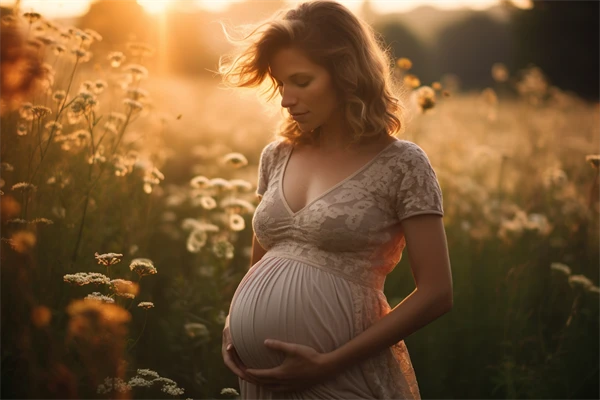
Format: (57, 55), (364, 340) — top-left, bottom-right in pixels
(282, 147), (386, 215)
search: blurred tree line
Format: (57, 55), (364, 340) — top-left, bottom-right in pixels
(373, 0), (598, 100)
(69, 0), (597, 99)
(510, 0), (599, 100)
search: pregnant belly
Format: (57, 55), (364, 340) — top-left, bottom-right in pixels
(229, 256), (356, 369)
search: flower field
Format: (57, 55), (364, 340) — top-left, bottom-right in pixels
(1, 9), (598, 400)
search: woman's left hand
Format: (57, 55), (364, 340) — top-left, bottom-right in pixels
(245, 339), (338, 392)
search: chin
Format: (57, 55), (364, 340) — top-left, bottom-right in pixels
(296, 123), (314, 132)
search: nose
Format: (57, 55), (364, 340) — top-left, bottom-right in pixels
(280, 86), (298, 109)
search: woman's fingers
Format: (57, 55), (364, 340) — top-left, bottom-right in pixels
(225, 346), (263, 385)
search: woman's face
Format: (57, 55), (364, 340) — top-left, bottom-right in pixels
(269, 46), (341, 132)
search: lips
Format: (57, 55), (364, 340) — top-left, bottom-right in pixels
(290, 112), (309, 117)
(291, 112), (309, 122)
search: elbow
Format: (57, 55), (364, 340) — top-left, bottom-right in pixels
(442, 290), (453, 313)
(426, 288), (453, 315)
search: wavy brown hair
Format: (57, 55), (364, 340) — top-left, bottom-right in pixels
(218, 0), (405, 148)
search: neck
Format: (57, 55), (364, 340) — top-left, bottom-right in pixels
(312, 108), (354, 152)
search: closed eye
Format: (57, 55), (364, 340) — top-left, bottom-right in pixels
(274, 80), (310, 88)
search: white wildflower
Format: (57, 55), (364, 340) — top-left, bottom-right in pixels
(137, 301), (154, 309)
(52, 206), (66, 219)
(190, 175), (211, 189)
(212, 239), (234, 259)
(588, 286), (600, 295)
(413, 85), (436, 112)
(30, 217), (54, 225)
(31, 106), (52, 119)
(52, 90), (66, 103)
(229, 214), (245, 231)
(221, 387), (240, 396)
(122, 63), (149, 81)
(93, 79), (108, 94)
(97, 377), (130, 394)
(550, 262), (572, 276)
(1, 162), (14, 171)
(109, 279), (139, 298)
(161, 383), (184, 396)
(222, 152), (248, 168)
(12, 182), (37, 192)
(181, 219), (219, 232)
(210, 178), (233, 190)
(53, 44), (66, 55)
(108, 51), (125, 68)
(137, 369), (160, 379)
(63, 272), (110, 286)
(129, 258), (157, 277)
(186, 230), (207, 253)
(525, 213), (552, 235)
(568, 274), (594, 291)
(94, 252), (123, 266)
(196, 195), (217, 210)
(127, 376), (153, 388)
(126, 87), (149, 100)
(123, 98), (143, 112)
(71, 48), (92, 62)
(17, 123), (28, 136)
(44, 121), (62, 133)
(85, 292), (115, 303)
(19, 102), (33, 120)
(220, 198), (255, 213)
(228, 179), (253, 191)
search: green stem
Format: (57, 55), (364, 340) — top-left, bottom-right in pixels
(29, 59), (80, 183)
(127, 312), (148, 353)
(70, 193), (90, 268)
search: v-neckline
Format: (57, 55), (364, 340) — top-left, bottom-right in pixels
(279, 139), (399, 217)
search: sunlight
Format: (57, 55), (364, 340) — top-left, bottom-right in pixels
(137, 0), (172, 14)
(510, 0), (534, 9)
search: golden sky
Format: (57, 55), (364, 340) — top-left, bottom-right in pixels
(1, 0), (533, 18)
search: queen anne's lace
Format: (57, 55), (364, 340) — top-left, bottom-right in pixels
(251, 139), (444, 399)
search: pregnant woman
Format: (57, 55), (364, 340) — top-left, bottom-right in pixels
(219, 1), (453, 398)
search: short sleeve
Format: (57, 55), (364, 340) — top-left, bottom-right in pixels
(255, 141), (276, 197)
(394, 142), (444, 222)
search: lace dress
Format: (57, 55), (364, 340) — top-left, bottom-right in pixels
(228, 138), (444, 399)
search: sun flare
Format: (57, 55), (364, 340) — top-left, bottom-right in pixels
(136, 0), (172, 14)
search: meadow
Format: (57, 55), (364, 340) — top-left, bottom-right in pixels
(1, 10), (598, 400)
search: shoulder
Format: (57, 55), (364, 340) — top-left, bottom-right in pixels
(257, 139), (290, 172)
(391, 139), (428, 155)
(388, 139), (435, 165)
(260, 139), (290, 160)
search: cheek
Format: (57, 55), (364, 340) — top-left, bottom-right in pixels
(307, 83), (338, 113)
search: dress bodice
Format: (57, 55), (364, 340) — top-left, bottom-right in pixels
(251, 138), (444, 291)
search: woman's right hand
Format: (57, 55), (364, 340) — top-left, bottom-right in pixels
(222, 319), (262, 386)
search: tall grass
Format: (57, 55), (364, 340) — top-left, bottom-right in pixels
(1, 8), (598, 400)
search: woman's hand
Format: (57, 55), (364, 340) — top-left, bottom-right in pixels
(222, 321), (262, 386)
(245, 339), (338, 393)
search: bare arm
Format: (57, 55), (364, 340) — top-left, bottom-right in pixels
(322, 214), (453, 373)
(226, 195), (268, 326)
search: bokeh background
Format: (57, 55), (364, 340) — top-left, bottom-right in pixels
(0, 0), (598, 399)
